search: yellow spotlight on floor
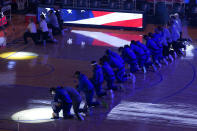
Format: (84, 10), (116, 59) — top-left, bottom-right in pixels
(11, 107), (54, 123)
(0, 52), (38, 60)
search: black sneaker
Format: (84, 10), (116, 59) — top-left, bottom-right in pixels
(63, 115), (74, 119)
(98, 92), (107, 97)
(112, 87), (118, 91)
(51, 116), (59, 119)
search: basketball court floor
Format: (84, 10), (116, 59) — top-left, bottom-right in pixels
(0, 15), (197, 131)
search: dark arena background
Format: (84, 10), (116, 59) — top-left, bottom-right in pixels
(0, 0), (197, 131)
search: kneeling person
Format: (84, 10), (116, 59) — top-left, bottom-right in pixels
(24, 18), (38, 44)
(63, 86), (85, 120)
(50, 87), (73, 119)
(74, 71), (100, 108)
(90, 61), (107, 97)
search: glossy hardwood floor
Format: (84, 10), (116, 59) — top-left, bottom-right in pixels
(0, 15), (197, 131)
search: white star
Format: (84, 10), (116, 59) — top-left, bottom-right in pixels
(67, 38), (72, 45)
(81, 41), (85, 47)
(81, 10), (85, 13)
(67, 9), (72, 14)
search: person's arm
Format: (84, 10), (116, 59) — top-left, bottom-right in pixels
(148, 40), (158, 50)
(93, 69), (98, 82)
(78, 80), (83, 92)
(75, 84), (81, 93)
(75, 78), (83, 93)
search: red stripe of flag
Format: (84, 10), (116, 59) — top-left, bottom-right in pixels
(106, 33), (143, 43)
(103, 18), (143, 28)
(92, 11), (113, 17)
(92, 39), (113, 47)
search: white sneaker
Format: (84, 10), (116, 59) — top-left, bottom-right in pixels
(156, 61), (162, 68)
(53, 39), (58, 42)
(143, 66), (147, 74)
(132, 74), (136, 83)
(169, 55), (174, 62)
(152, 64), (157, 72)
(77, 114), (84, 121)
(158, 63), (162, 68)
(163, 58), (168, 65)
(174, 52), (177, 58)
(127, 73), (133, 80)
(179, 49), (184, 55)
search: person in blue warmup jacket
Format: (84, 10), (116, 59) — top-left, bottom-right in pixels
(150, 32), (164, 61)
(105, 49), (126, 82)
(144, 34), (162, 68)
(118, 45), (139, 73)
(104, 53), (126, 83)
(63, 86), (85, 121)
(153, 28), (168, 65)
(130, 40), (147, 73)
(90, 61), (107, 97)
(50, 87), (73, 119)
(135, 41), (157, 71)
(159, 26), (174, 62)
(99, 57), (118, 91)
(135, 41), (151, 61)
(105, 49), (125, 64)
(74, 71), (100, 108)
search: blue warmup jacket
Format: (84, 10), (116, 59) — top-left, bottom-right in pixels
(153, 33), (163, 49)
(78, 74), (94, 93)
(136, 41), (151, 55)
(107, 50), (124, 64)
(64, 87), (82, 103)
(121, 47), (137, 64)
(146, 39), (160, 54)
(102, 62), (115, 81)
(130, 44), (146, 56)
(55, 87), (72, 104)
(107, 55), (124, 69)
(92, 65), (104, 85)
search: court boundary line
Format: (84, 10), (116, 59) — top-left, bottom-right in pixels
(153, 60), (196, 103)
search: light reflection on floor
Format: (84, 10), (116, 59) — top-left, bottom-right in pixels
(11, 107), (54, 123)
(0, 72), (16, 85)
(64, 29), (143, 47)
(11, 99), (86, 123)
(0, 52), (38, 60)
(181, 45), (195, 60)
(107, 101), (197, 128)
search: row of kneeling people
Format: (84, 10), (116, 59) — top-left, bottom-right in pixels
(49, 38), (190, 121)
(49, 14), (192, 121)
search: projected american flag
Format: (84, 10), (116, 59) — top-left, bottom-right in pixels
(37, 7), (143, 29)
(61, 9), (143, 28)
